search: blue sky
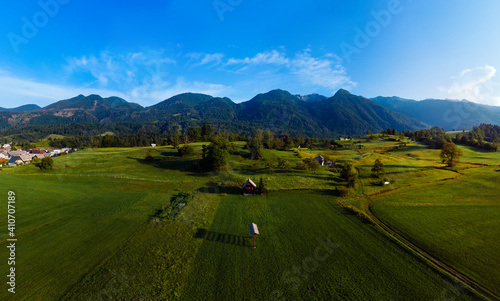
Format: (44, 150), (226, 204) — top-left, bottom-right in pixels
(1, 0), (500, 108)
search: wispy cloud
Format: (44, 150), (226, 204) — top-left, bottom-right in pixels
(443, 65), (500, 106)
(224, 49), (356, 94)
(133, 77), (227, 104)
(186, 53), (225, 68)
(291, 50), (356, 91)
(0, 48), (357, 107)
(0, 69), (128, 107)
(0, 48), (229, 107)
(65, 50), (176, 88)
(64, 50), (227, 106)
(226, 50), (290, 67)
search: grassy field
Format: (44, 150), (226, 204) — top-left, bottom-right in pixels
(371, 164), (500, 297)
(181, 191), (478, 300)
(0, 174), (176, 299)
(0, 139), (497, 300)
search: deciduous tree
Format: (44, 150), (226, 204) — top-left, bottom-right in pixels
(440, 142), (463, 167)
(371, 159), (385, 177)
(39, 157), (54, 170)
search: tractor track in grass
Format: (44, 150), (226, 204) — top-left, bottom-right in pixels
(363, 165), (500, 301)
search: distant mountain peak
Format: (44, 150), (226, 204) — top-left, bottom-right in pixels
(262, 89), (294, 97)
(0, 104), (41, 112)
(334, 89), (352, 97)
(371, 96), (500, 130)
(296, 93), (327, 103)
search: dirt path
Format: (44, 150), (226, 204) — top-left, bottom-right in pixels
(362, 165), (500, 301)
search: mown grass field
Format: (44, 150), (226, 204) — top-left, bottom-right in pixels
(181, 191), (478, 300)
(0, 139), (497, 300)
(371, 163), (500, 297)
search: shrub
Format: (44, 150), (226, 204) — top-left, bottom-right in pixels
(357, 167), (371, 179)
(251, 162), (260, 169)
(277, 158), (291, 172)
(296, 161), (307, 170)
(304, 158), (321, 172)
(178, 145), (194, 157)
(371, 159), (385, 177)
(339, 162), (358, 187)
(337, 186), (350, 197)
(263, 159), (272, 168)
(257, 177), (268, 195)
(39, 157), (54, 170)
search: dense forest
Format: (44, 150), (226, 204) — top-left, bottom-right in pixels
(452, 124), (500, 151)
(1, 121), (498, 153)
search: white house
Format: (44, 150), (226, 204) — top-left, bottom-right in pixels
(34, 153), (50, 160)
(19, 154), (32, 163)
(8, 156), (24, 166)
(52, 149), (63, 155)
(151, 144), (157, 147)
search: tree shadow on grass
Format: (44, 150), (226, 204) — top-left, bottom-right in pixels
(128, 156), (208, 177)
(196, 182), (242, 195)
(194, 228), (252, 248)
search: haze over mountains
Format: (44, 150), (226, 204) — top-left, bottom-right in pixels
(1, 89), (499, 137)
(371, 96), (500, 131)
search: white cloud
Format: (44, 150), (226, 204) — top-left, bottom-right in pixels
(226, 50), (290, 67)
(65, 50), (177, 88)
(187, 53), (225, 68)
(63, 51), (229, 106)
(224, 49), (356, 94)
(291, 51), (356, 92)
(131, 77), (227, 106)
(0, 48), (357, 108)
(444, 65), (500, 106)
(0, 69), (227, 108)
(0, 69), (129, 108)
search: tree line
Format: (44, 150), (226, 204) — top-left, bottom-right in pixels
(452, 124), (499, 152)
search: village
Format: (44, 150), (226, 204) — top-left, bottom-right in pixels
(0, 143), (75, 167)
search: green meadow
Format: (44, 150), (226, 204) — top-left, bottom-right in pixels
(0, 138), (497, 300)
(371, 165), (500, 297)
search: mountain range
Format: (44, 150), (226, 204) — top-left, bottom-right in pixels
(0, 104), (41, 112)
(0, 89), (499, 137)
(371, 96), (500, 131)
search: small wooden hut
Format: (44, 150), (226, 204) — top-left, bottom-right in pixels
(242, 179), (257, 195)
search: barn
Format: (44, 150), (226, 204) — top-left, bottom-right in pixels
(241, 179), (257, 195)
(314, 155), (325, 166)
